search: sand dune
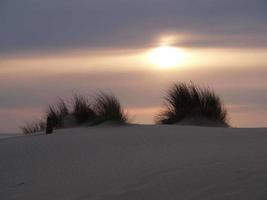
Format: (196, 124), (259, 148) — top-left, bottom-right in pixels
(0, 133), (22, 140)
(1, 125), (267, 200)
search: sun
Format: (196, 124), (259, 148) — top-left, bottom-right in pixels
(148, 46), (186, 68)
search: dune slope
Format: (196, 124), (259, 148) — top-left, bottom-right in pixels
(1, 125), (267, 200)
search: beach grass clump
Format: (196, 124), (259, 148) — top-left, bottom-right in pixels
(21, 92), (127, 134)
(21, 99), (70, 134)
(21, 120), (46, 134)
(156, 82), (228, 126)
(93, 93), (128, 124)
(72, 94), (96, 124)
(46, 99), (69, 128)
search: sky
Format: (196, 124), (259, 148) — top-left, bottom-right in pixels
(0, 0), (267, 132)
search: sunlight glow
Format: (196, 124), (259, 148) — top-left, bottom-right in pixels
(148, 46), (186, 68)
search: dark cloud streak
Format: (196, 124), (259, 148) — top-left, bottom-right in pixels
(0, 0), (267, 54)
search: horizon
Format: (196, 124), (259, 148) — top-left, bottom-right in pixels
(1, 0), (267, 132)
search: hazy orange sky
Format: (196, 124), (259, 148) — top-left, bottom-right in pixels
(0, 0), (267, 132)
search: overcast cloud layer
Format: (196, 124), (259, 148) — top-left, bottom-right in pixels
(0, 0), (267, 132)
(1, 0), (267, 54)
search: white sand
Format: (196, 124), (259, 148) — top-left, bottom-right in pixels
(1, 125), (267, 200)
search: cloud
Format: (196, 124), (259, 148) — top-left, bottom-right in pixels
(1, 64), (267, 131)
(1, 65), (266, 109)
(1, 0), (267, 131)
(0, 0), (267, 54)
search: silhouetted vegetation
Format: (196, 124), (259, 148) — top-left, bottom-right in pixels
(46, 99), (69, 128)
(21, 92), (127, 134)
(21, 120), (46, 134)
(93, 93), (128, 124)
(21, 99), (69, 134)
(156, 82), (229, 126)
(72, 94), (96, 124)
